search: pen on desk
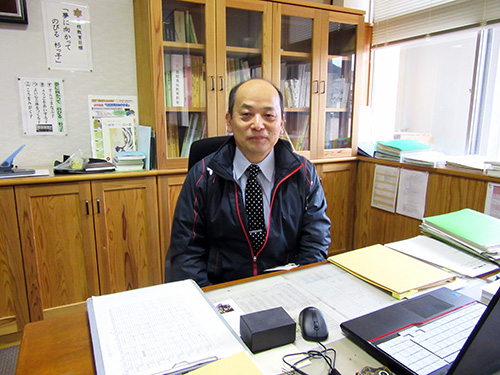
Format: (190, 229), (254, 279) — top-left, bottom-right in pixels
(161, 356), (219, 375)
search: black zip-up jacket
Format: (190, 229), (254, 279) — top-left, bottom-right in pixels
(165, 138), (331, 287)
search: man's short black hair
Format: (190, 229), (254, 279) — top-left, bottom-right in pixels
(227, 78), (284, 118)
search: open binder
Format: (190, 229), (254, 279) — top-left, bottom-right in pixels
(87, 280), (248, 375)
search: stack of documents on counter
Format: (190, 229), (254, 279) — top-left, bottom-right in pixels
(420, 208), (500, 263)
(385, 235), (499, 278)
(328, 244), (456, 299)
(401, 151), (446, 168)
(374, 139), (431, 162)
(87, 280), (247, 375)
(485, 160), (500, 178)
(444, 154), (490, 173)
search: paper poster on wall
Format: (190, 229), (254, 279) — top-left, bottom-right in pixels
(18, 77), (67, 135)
(396, 169), (429, 219)
(88, 96), (138, 161)
(371, 164), (400, 212)
(485, 182), (500, 219)
(42, 0), (93, 71)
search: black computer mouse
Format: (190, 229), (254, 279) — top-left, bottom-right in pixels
(299, 306), (328, 342)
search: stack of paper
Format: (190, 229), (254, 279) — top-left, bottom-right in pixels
(374, 139), (431, 162)
(485, 160), (500, 178)
(401, 151), (447, 168)
(481, 279), (500, 303)
(113, 151), (145, 172)
(327, 244), (456, 299)
(420, 208), (500, 262)
(445, 155), (490, 173)
(385, 235), (498, 278)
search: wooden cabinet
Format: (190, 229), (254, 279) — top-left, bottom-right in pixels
(0, 187), (29, 337)
(157, 174), (186, 276)
(271, 4), (365, 159)
(134, 0), (273, 170)
(317, 161), (357, 255)
(15, 177), (161, 322)
(91, 178), (162, 295)
(134, 0), (366, 170)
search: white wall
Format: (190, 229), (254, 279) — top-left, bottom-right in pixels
(0, 0), (137, 169)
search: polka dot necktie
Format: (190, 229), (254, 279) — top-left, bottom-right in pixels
(245, 164), (266, 250)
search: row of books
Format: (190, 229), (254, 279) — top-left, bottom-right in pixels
(287, 115), (309, 152)
(163, 9), (198, 43)
(226, 58), (252, 95)
(164, 53), (205, 108)
(326, 76), (350, 109)
(166, 112), (207, 158)
(281, 63), (311, 109)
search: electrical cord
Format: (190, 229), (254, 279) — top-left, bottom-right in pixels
(282, 340), (340, 375)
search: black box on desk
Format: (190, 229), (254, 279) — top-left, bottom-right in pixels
(240, 307), (296, 353)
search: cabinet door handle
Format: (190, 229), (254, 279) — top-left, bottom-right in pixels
(85, 200), (90, 215)
(313, 80), (319, 94)
(96, 199), (100, 214)
(211, 76), (215, 91)
(321, 80), (326, 94)
(219, 76), (224, 91)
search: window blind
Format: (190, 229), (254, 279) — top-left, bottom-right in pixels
(373, 0), (500, 46)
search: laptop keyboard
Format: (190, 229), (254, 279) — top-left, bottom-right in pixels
(376, 302), (486, 375)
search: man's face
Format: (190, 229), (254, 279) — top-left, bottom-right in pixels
(226, 80), (284, 164)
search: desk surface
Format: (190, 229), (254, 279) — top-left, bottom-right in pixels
(15, 262), (397, 374)
(16, 311), (94, 375)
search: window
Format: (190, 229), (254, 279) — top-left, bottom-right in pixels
(369, 1), (500, 158)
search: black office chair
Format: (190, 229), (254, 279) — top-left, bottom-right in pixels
(188, 136), (231, 170)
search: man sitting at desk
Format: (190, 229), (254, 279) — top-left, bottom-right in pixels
(165, 78), (331, 287)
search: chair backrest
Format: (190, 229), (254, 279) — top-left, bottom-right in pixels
(188, 136), (231, 170)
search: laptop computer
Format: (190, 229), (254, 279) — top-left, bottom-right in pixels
(340, 286), (500, 375)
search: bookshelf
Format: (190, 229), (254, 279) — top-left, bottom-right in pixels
(270, 5), (365, 159)
(134, 0), (366, 169)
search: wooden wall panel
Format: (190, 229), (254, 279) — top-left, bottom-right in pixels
(353, 160), (490, 249)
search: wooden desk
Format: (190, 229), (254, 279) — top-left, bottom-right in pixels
(16, 312), (94, 375)
(16, 263), (387, 375)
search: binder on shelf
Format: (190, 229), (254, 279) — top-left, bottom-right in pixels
(164, 53), (172, 107)
(171, 54), (185, 107)
(163, 12), (175, 41)
(191, 55), (200, 107)
(186, 10), (198, 44)
(184, 54), (192, 107)
(173, 10), (186, 42)
(166, 113), (180, 158)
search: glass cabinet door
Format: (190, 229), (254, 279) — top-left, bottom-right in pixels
(322, 15), (360, 158)
(162, 0), (208, 159)
(273, 5), (320, 158)
(216, 0), (272, 135)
